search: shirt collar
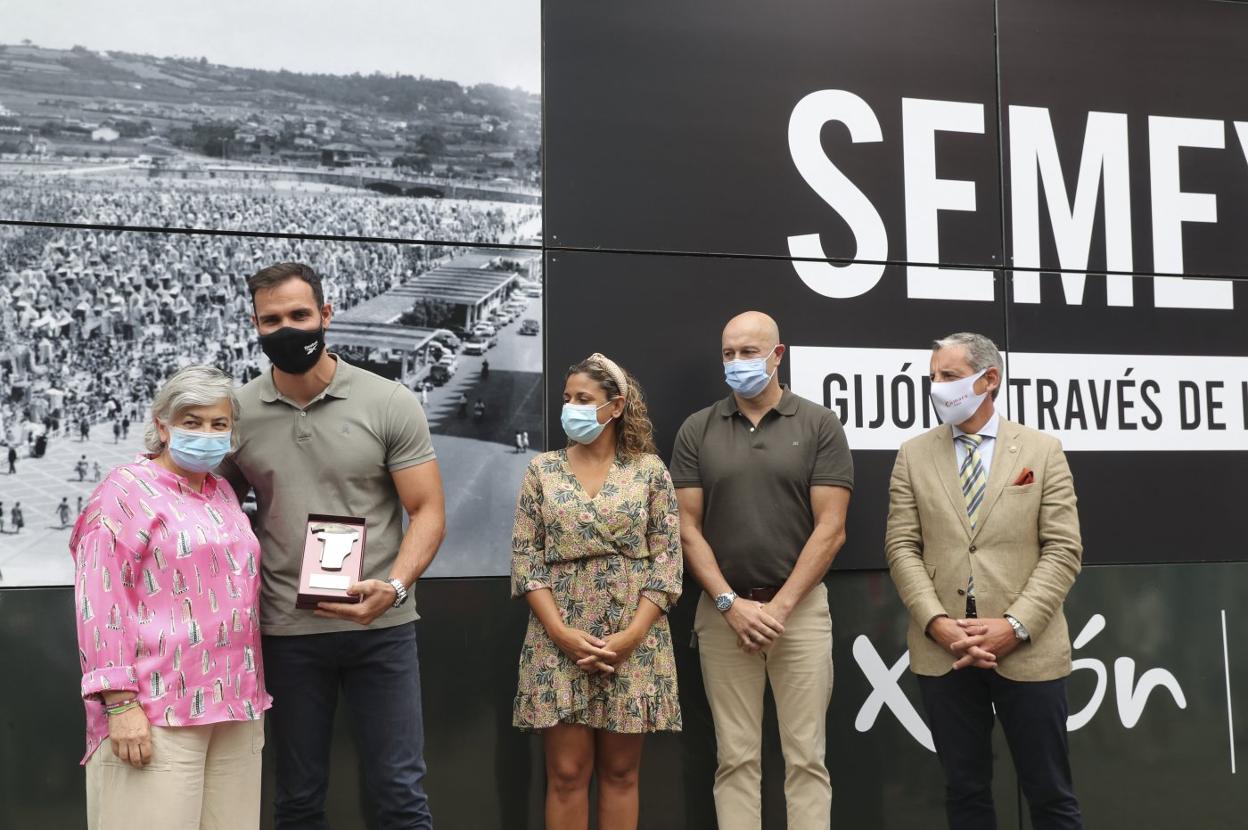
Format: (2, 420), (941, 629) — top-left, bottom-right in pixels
(260, 353), (352, 404)
(953, 409), (1000, 441)
(715, 385), (800, 417)
(136, 454), (219, 499)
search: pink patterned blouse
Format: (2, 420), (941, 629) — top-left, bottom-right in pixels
(71, 455), (272, 763)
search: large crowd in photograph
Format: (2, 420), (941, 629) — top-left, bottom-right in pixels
(0, 2), (542, 585)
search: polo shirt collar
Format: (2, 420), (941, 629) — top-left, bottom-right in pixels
(322, 355), (353, 400)
(258, 369), (280, 403)
(715, 385), (800, 417)
(259, 353), (353, 404)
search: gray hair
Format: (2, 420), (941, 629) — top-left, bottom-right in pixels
(931, 332), (1003, 398)
(143, 365), (240, 453)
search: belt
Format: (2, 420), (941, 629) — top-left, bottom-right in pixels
(736, 586), (782, 603)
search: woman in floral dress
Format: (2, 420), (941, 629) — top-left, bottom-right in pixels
(512, 353), (683, 830)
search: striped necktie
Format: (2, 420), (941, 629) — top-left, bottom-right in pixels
(956, 433), (986, 605)
(956, 433), (987, 529)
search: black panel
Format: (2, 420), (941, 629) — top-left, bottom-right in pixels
(1059, 564), (1248, 827)
(1005, 271), (1248, 565)
(999, 0), (1248, 277)
(545, 0), (1002, 266)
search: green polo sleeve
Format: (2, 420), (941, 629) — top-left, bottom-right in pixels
(383, 384), (437, 471)
(668, 412), (704, 488)
(812, 410), (854, 490)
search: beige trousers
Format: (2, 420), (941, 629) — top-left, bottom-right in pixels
(694, 583), (834, 830)
(85, 717), (264, 830)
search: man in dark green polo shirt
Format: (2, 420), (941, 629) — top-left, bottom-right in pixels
(670, 310), (852, 830)
(219, 262), (446, 830)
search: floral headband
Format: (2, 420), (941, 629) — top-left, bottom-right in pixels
(587, 352), (629, 399)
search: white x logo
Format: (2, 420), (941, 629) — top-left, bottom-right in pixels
(852, 635), (935, 752)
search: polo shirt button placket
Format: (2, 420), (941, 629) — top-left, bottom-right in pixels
(296, 408), (312, 441)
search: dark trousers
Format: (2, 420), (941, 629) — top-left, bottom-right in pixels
(918, 669), (1082, 830)
(262, 622), (432, 830)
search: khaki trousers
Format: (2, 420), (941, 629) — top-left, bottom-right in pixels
(85, 717), (264, 830)
(694, 583), (834, 830)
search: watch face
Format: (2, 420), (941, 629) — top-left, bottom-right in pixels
(715, 594), (734, 612)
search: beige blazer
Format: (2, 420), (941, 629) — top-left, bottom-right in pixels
(884, 417), (1082, 681)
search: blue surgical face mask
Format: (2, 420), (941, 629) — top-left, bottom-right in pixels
(561, 400), (615, 445)
(724, 346), (777, 399)
(167, 426), (232, 473)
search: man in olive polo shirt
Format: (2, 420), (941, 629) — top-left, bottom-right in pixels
(671, 310), (852, 830)
(219, 262), (446, 830)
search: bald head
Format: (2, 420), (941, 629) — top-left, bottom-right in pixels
(723, 311), (779, 349)
(721, 311), (783, 365)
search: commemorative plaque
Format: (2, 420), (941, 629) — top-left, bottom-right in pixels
(296, 513), (367, 609)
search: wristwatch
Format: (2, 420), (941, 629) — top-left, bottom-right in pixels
(714, 591), (738, 612)
(386, 578), (409, 608)
(1005, 614), (1030, 641)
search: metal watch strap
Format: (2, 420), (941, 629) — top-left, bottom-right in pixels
(387, 578), (409, 608)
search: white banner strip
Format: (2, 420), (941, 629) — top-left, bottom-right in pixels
(790, 346), (1248, 451)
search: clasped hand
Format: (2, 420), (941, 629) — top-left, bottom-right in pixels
(553, 626), (643, 674)
(725, 601), (786, 653)
(929, 616), (1021, 670)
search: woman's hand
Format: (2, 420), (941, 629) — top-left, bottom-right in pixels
(553, 626), (618, 674)
(109, 705), (153, 768)
(594, 598), (663, 667)
(600, 629), (644, 667)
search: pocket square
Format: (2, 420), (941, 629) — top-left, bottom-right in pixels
(1012, 468), (1034, 486)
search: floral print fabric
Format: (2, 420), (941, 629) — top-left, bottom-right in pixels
(511, 450), (683, 733)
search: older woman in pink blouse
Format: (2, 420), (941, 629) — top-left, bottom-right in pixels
(72, 365), (271, 830)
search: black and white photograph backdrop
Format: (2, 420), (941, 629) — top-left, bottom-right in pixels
(0, 0), (540, 241)
(0, 226), (543, 587)
(0, 0), (543, 586)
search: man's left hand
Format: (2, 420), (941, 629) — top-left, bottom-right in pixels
(741, 601), (793, 654)
(315, 579), (396, 626)
(951, 617), (1020, 669)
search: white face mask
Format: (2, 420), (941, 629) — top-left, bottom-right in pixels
(929, 368), (989, 425)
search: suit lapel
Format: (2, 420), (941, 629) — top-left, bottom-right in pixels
(970, 419), (1026, 541)
(927, 426), (974, 539)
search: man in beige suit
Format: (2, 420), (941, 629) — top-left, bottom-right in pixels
(885, 332), (1083, 830)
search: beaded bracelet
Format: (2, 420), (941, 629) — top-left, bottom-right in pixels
(105, 699), (140, 717)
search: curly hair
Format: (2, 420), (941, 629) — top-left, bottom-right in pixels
(566, 356), (657, 460)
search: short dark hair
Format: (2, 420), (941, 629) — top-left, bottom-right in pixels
(247, 262), (324, 308)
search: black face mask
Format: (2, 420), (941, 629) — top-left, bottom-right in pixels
(259, 325), (325, 375)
